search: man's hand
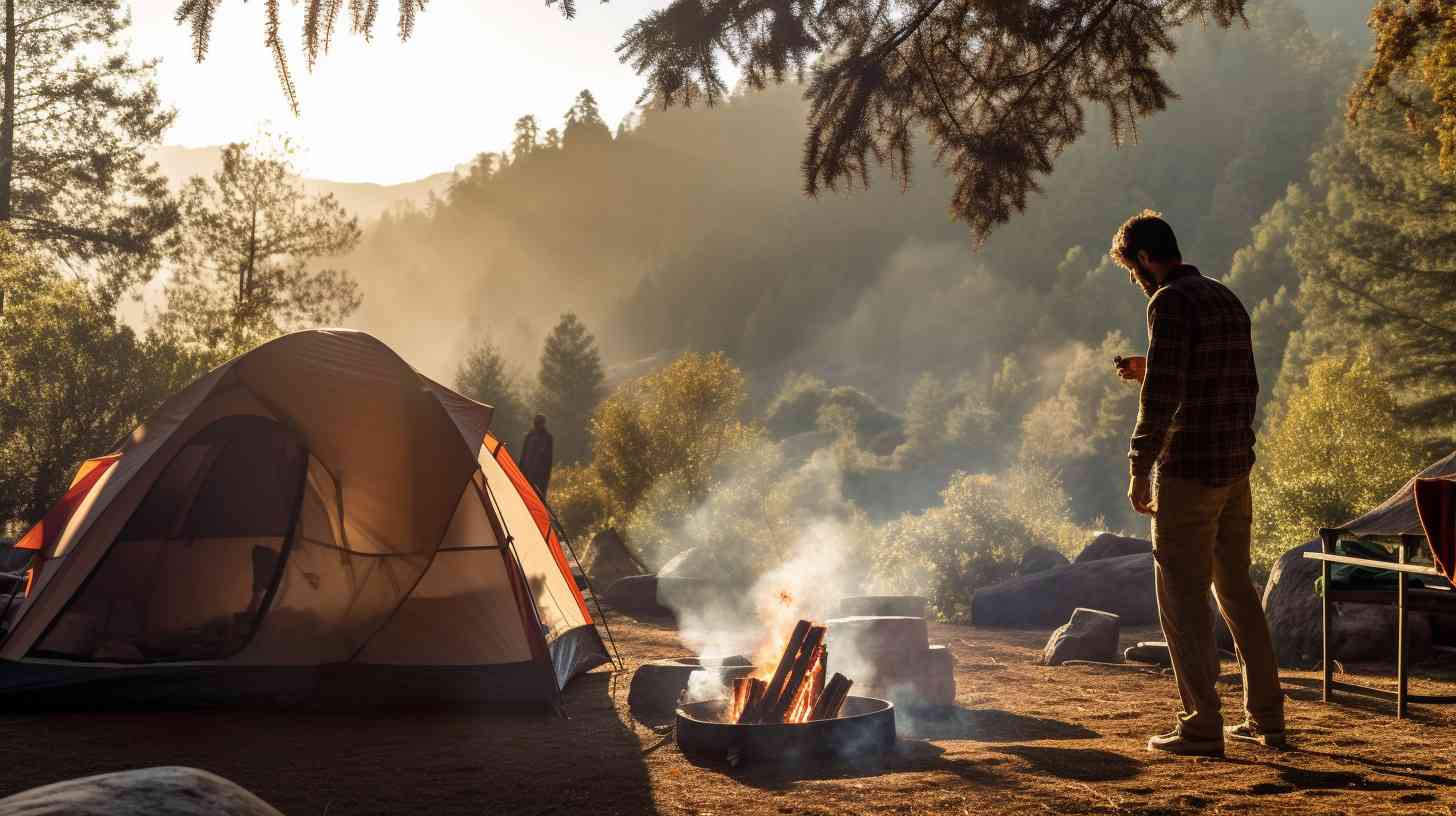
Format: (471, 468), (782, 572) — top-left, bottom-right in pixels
(1115, 355), (1147, 384)
(1129, 472), (1155, 515)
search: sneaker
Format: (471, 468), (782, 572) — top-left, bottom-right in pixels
(1225, 721), (1286, 748)
(1146, 731), (1224, 757)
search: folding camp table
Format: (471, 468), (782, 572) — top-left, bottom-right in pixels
(1304, 532), (1456, 718)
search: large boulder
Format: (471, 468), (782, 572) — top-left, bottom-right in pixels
(972, 553), (1158, 627)
(602, 574), (722, 618)
(1261, 539), (1435, 667)
(0, 767), (283, 816)
(1042, 608), (1121, 665)
(1074, 533), (1152, 564)
(585, 528), (643, 590)
(1261, 540), (1323, 667)
(1019, 546), (1070, 576)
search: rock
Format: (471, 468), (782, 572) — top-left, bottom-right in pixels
(919, 644), (957, 707)
(1261, 539), (1437, 667)
(1261, 539), (1323, 667)
(826, 615), (931, 690)
(1124, 641), (1172, 666)
(603, 574), (667, 616)
(657, 547), (721, 580)
(972, 552), (1157, 627)
(836, 596), (929, 618)
(602, 574), (721, 618)
(585, 528), (644, 590)
(0, 767), (283, 816)
(1019, 546), (1070, 576)
(1042, 608), (1121, 665)
(628, 656), (754, 721)
(1333, 604), (1433, 664)
(1074, 533), (1152, 564)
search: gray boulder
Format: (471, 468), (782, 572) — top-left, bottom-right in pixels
(657, 546), (720, 580)
(1124, 641), (1172, 666)
(603, 574), (721, 618)
(972, 552), (1158, 627)
(1261, 539), (1434, 667)
(1074, 533), (1152, 564)
(1261, 540), (1323, 666)
(1019, 546), (1070, 576)
(585, 528), (644, 589)
(0, 767), (283, 816)
(1042, 608), (1121, 665)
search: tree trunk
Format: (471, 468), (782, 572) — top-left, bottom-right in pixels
(0, 0), (15, 223)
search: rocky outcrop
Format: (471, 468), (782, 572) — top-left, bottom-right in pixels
(1019, 546), (1070, 576)
(1074, 533), (1152, 564)
(972, 553), (1157, 627)
(0, 767), (284, 816)
(1042, 608), (1121, 665)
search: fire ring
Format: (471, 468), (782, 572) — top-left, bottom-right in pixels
(675, 696), (896, 763)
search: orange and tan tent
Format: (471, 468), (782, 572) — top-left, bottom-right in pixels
(0, 330), (609, 703)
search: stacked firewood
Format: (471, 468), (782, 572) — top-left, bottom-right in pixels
(727, 620), (853, 724)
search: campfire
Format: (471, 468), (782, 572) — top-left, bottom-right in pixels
(724, 619), (853, 724)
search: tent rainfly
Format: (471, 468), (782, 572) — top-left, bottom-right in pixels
(0, 330), (609, 704)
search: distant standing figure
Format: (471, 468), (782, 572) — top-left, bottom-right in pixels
(519, 414), (554, 499)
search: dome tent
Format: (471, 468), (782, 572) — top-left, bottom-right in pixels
(0, 330), (609, 703)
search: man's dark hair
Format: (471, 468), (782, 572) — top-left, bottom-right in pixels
(1109, 210), (1182, 273)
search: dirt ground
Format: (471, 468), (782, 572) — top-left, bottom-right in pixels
(1, 617), (1455, 815)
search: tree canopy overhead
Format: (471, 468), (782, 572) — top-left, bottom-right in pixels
(175, 0), (1250, 242)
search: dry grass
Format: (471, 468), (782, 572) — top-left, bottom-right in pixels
(1, 618), (1455, 814)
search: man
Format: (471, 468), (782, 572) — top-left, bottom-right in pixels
(519, 414), (554, 499)
(1110, 210), (1284, 757)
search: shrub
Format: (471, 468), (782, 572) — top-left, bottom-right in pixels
(871, 464), (1085, 622)
(1251, 352), (1424, 568)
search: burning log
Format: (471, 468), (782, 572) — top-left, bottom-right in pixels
(758, 620), (810, 719)
(735, 678), (768, 724)
(765, 625), (826, 723)
(810, 673), (853, 721)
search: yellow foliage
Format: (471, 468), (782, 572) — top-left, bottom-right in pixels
(1251, 352), (1423, 568)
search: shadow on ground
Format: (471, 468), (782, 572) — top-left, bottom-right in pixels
(898, 706), (1099, 742)
(0, 670), (655, 816)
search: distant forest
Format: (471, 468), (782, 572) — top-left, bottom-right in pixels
(343, 0), (1366, 533)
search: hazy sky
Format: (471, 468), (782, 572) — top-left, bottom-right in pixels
(127, 0), (654, 183)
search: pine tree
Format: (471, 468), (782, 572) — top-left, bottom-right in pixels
(163, 138), (363, 355)
(1285, 82), (1456, 436)
(536, 313), (606, 465)
(0, 0), (178, 305)
(563, 89), (612, 149)
(512, 115), (541, 161)
(456, 340), (531, 448)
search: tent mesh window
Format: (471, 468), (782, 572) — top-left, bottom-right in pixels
(34, 416), (307, 663)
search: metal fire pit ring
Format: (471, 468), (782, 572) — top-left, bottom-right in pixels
(675, 696), (896, 763)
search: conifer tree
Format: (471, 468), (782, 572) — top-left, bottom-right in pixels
(512, 115), (541, 161)
(536, 313), (606, 465)
(563, 89), (612, 149)
(1286, 82), (1456, 434)
(163, 138), (362, 355)
(0, 0), (178, 305)
(456, 340), (531, 448)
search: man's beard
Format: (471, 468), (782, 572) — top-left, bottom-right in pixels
(1132, 263), (1159, 297)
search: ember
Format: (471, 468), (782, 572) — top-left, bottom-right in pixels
(725, 619), (852, 724)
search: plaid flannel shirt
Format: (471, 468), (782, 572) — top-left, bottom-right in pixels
(1129, 265), (1258, 486)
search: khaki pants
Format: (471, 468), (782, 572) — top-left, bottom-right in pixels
(1152, 474), (1284, 739)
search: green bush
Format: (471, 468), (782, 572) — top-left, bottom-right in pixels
(1251, 352), (1424, 569)
(872, 464), (1086, 622)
